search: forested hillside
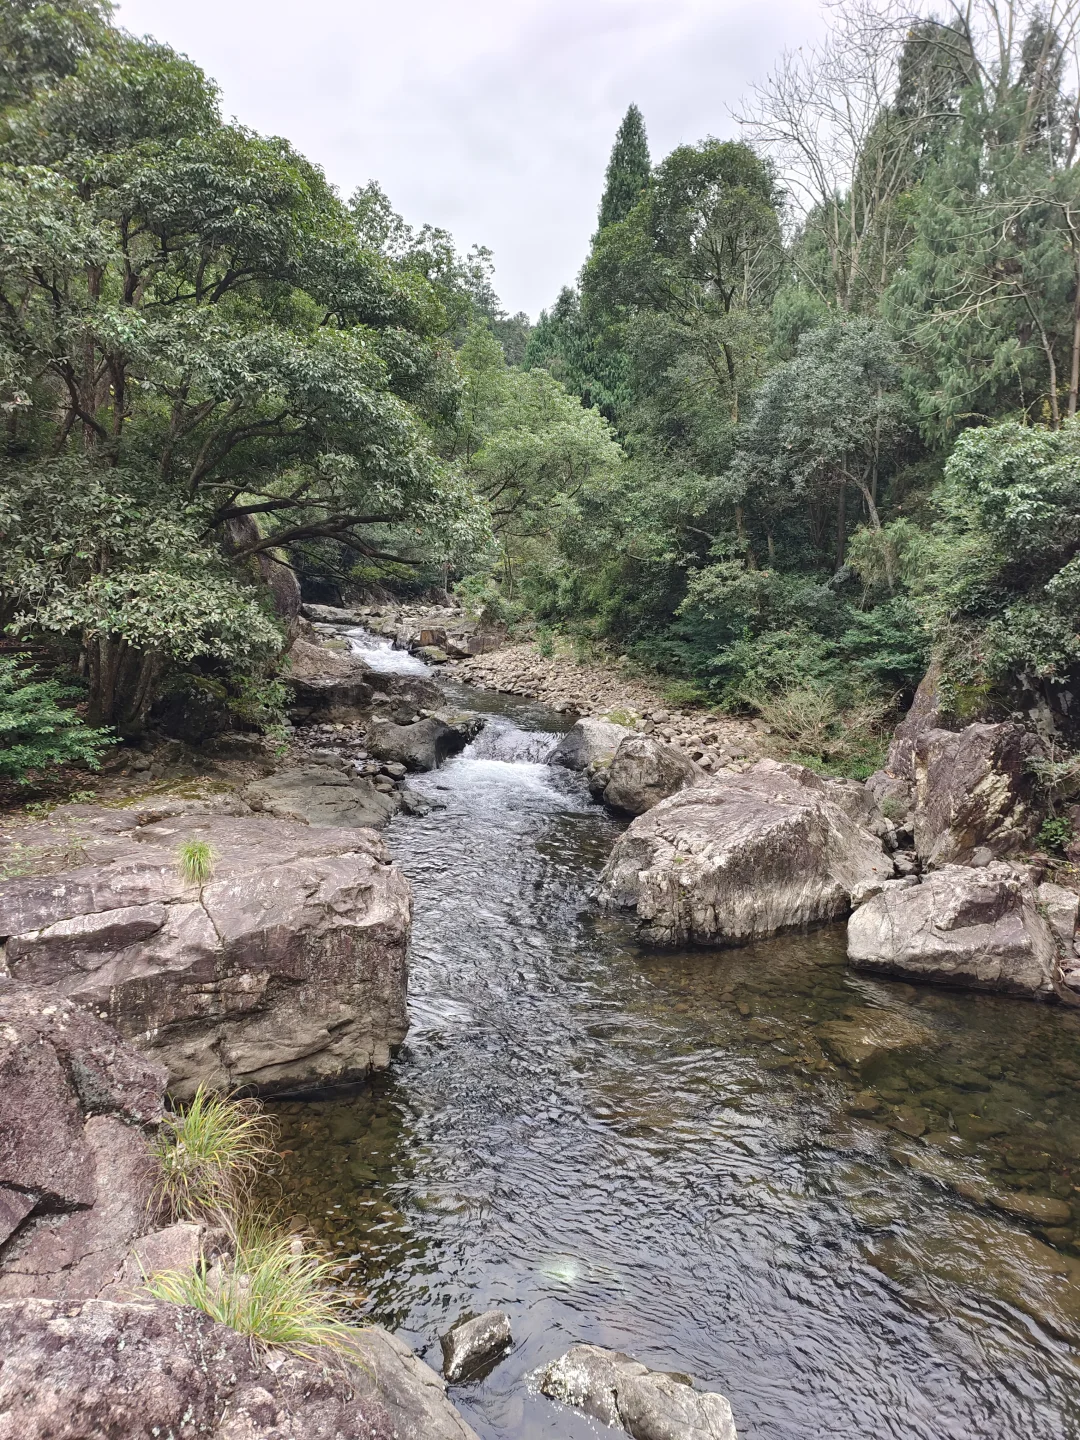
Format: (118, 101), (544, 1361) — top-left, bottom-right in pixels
(4, 0), (1080, 788)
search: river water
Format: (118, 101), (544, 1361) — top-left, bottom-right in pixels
(268, 630), (1080, 1440)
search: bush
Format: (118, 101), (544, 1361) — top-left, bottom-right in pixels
(752, 679), (890, 779)
(152, 1086), (274, 1221)
(177, 839), (215, 886)
(0, 655), (112, 784)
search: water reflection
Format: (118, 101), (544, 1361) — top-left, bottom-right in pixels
(264, 702), (1080, 1440)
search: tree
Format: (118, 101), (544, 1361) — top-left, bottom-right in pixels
(597, 103), (651, 232)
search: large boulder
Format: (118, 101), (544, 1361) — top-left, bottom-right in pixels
(602, 735), (701, 816)
(0, 985), (167, 1300)
(244, 764), (400, 829)
(600, 760), (892, 947)
(548, 717), (631, 772)
(0, 806), (410, 1098)
(868, 660), (944, 800)
(367, 713), (482, 772)
(286, 637), (373, 721)
(537, 1344), (737, 1440)
(847, 862), (1058, 998)
(913, 722), (1040, 866)
(0, 1297), (481, 1440)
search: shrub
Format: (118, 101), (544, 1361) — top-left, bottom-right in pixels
(1038, 816), (1074, 854)
(0, 655), (112, 784)
(177, 839), (214, 886)
(144, 1221), (363, 1359)
(752, 679), (890, 779)
(152, 1086), (275, 1221)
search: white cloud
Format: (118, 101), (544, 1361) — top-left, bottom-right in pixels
(115, 0), (828, 316)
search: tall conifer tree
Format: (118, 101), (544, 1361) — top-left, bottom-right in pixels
(597, 103), (651, 231)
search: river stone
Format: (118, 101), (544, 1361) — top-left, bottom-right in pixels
(847, 863), (1057, 998)
(815, 1006), (937, 1069)
(302, 602), (365, 624)
(537, 1344), (737, 1440)
(913, 721), (1040, 867)
(602, 735), (702, 816)
(600, 759), (892, 946)
(440, 1309), (513, 1382)
(367, 714), (482, 772)
(243, 764), (400, 828)
(0, 807), (411, 1098)
(1037, 880), (1079, 952)
(0, 1298), (481, 1440)
(548, 718), (631, 772)
(286, 637), (374, 720)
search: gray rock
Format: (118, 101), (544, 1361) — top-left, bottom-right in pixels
(602, 735), (701, 816)
(287, 637), (373, 719)
(244, 765), (400, 829)
(0, 809), (411, 1097)
(549, 718), (631, 772)
(913, 722), (1040, 867)
(440, 1309), (513, 1382)
(600, 760), (892, 946)
(0, 1298), (481, 1440)
(0, 985), (166, 1299)
(302, 602), (364, 624)
(537, 1344), (736, 1440)
(1037, 880), (1079, 953)
(847, 862), (1058, 998)
(367, 714), (482, 772)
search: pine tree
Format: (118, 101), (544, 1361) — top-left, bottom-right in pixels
(597, 103), (651, 231)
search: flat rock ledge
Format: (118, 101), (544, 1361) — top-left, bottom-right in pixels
(847, 862), (1059, 998)
(599, 760), (892, 947)
(536, 1344), (737, 1440)
(0, 805), (411, 1097)
(0, 1297), (480, 1440)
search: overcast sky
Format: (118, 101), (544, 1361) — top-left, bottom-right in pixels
(114, 0), (828, 318)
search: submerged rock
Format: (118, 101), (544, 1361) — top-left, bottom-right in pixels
(913, 721), (1040, 867)
(815, 1007), (937, 1069)
(244, 763), (400, 828)
(0, 1297), (481, 1440)
(548, 717), (631, 772)
(847, 862), (1057, 998)
(602, 734), (701, 816)
(600, 759), (892, 946)
(537, 1344), (737, 1440)
(440, 1309), (513, 1382)
(0, 807), (411, 1097)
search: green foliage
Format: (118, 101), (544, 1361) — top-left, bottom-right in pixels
(597, 103), (651, 232)
(144, 1220), (363, 1358)
(152, 1085), (274, 1221)
(0, 653), (111, 782)
(1038, 815), (1074, 854)
(177, 839), (214, 886)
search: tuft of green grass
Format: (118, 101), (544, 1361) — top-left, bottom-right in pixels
(152, 1085), (275, 1222)
(144, 1220), (365, 1358)
(178, 837), (214, 885)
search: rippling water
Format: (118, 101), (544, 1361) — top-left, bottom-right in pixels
(267, 639), (1080, 1440)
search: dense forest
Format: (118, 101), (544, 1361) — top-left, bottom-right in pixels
(4, 0), (1080, 785)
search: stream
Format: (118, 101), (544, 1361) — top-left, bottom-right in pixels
(267, 629), (1080, 1440)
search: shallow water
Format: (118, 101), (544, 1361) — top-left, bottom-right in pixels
(268, 642), (1080, 1440)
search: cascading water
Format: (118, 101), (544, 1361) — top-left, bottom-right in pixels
(267, 632), (1080, 1440)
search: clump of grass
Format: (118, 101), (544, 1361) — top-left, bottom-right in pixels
(152, 1085), (276, 1221)
(178, 837), (214, 884)
(144, 1220), (364, 1359)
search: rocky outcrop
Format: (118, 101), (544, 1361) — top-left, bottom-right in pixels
(244, 763), (400, 828)
(0, 806), (410, 1097)
(601, 735), (701, 816)
(286, 637), (374, 721)
(440, 1310), (513, 1383)
(0, 984), (167, 1300)
(548, 717), (631, 772)
(0, 1298), (481, 1440)
(537, 1344), (737, 1440)
(847, 863), (1058, 998)
(913, 722), (1040, 866)
(600, 760), (892, 947)
(866, 661), (944, 814)
(367, 713), (483, 772)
